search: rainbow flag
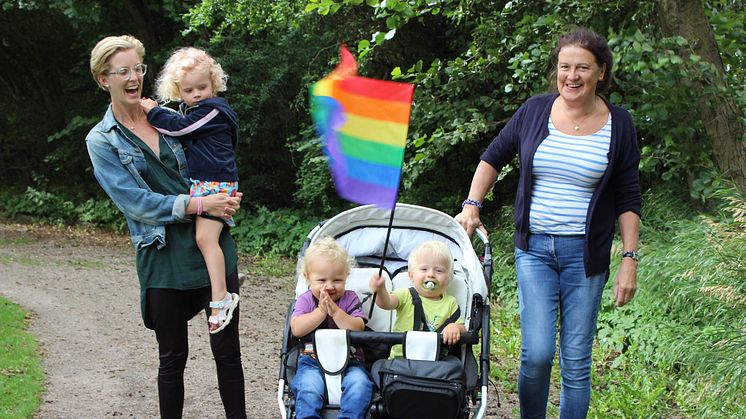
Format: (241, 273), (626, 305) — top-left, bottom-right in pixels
(310, 46), (415, 209)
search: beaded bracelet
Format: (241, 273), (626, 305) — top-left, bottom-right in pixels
(461, 199), (483, 209)
(196, 197), (203, 215)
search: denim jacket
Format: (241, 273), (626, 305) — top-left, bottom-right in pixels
(85, 105), (192, 250)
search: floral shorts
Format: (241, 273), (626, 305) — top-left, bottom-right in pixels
(189, 179), (239, 227)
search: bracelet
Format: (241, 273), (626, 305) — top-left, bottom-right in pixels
(461, 199), (483, 209)
(196, 197), (203, 215)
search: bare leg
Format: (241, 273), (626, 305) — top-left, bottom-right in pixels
(195, 216), (227, 319)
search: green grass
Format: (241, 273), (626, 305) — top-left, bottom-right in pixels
(66, 258), (106, 269)
(243, 254), (297, 278)
(0, 237), (34, 247)
(0, 255), (42, 267)
(0, 297), (44, 418)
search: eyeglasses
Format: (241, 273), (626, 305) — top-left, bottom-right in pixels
(107, 64), (148, 80)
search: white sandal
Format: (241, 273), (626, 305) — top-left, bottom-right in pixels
(208, 292), (240, 334)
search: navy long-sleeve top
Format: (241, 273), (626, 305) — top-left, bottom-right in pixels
(481, 93), (642, 276)
(147, 97), (239, 182)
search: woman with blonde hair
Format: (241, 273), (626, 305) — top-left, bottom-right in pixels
(86, 35), (246, 418)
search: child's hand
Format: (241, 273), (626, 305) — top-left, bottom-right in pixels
(441, 323), (462, 346)
(140, 97), (158, 112)
(319, 289), (338, 317)
(369, 273), (384, 293)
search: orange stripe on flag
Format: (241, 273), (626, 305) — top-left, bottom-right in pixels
(335, 88), (412, 123)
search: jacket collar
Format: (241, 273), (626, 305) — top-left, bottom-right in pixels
(99, 104), (119, 133)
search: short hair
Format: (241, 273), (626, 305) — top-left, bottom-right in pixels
(154, 47), (228, 102)
(408, 241), (454, 282)
(549, 27), (614, 94)
(301, 237), (355, 280)
(90, 35), (145, 90)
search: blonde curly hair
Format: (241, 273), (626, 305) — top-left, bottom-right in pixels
(300, 237), (356, 281)
(154, 47), (228, 102)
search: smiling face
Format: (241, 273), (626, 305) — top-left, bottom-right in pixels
(305, 257), (348, 302)
(409, 250), (451, 300)
(556, 45), (605, 104)
(177, 69), (214, 106)
(98, 48), (144, 107)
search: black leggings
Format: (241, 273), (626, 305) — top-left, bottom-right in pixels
(147, 271), (246, 418)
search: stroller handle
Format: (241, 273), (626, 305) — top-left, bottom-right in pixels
(347, 330), (480, 346)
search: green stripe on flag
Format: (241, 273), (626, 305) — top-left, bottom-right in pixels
(338, 133), (405, 167)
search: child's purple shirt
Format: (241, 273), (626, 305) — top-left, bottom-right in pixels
(292, 290), (367, 329)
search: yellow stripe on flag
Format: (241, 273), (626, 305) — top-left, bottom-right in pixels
(339, 114), (409, 147)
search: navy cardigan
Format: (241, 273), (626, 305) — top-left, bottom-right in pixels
(481, 93), (642, 276)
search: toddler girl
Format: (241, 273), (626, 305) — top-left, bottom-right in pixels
(141, 47), (239, 334)
(290, 237), (373, 419)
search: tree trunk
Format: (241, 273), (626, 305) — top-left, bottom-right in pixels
(656, 0), (746, 195)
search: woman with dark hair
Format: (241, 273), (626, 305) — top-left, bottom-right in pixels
(85, 35), (246, 418)
(456, 27), (641, 418)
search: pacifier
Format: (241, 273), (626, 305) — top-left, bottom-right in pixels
(423, 280), (438, 290)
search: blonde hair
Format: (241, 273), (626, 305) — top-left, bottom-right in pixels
(408, 241), (454, 282)
(301, 237), (355, 281)
(154, 47), (228, 102)
(89, 35), (145, 90)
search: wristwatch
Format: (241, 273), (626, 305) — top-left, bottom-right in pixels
(621, 250), (639, 262)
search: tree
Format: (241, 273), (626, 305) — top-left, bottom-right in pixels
(656, 0), (746, 195)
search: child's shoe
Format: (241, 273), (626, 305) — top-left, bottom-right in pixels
(208, 292), (240, 334)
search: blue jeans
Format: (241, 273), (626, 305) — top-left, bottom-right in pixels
(291, 354), (373, 419)
(515, 234), (607, 419)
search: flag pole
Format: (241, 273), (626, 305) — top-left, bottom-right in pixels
(368, 204), (396, 319)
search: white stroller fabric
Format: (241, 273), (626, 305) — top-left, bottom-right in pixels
(295, 204), (489, 336)
(402, 331), (440, 361)
(313, 329), (350, 405)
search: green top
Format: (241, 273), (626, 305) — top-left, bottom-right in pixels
(389, 287), (463, 359)
(119, 125), (237, 329)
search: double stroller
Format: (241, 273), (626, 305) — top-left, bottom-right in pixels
(277, 204), (493, 418)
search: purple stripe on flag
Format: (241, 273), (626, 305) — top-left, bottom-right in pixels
(333, 176), (399, 209)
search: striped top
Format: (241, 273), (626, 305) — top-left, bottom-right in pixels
(529, 115), (612, 235)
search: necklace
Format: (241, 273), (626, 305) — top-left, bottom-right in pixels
(569, 109), (595, 131)
(116, 109), (144, 131)
(566, 98), (598, 131)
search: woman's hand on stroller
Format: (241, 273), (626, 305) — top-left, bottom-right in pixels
(455, 204), (488, 237)
(441, 323), (466, 346)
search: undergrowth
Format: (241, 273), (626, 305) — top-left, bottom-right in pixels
(488, 185), (746, 418)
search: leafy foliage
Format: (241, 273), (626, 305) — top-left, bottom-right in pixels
(230, 205), (321, 255)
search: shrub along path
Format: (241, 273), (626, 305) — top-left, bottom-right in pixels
(0, 221), (512, 418)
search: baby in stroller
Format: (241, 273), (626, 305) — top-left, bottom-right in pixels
(289, 237), (373, 419)
(369, 241), (466, 357)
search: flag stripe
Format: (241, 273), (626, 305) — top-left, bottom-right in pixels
(338, 77), (414, 103)
(334, 155), (402, 188)
(340, 114), (409, 147)
(335, 177), (399, 208)
(338, 133), (406, 166)
(335, 86), (412, 123)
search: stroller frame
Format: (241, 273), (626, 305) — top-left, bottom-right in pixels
(278, 204), (493, 419)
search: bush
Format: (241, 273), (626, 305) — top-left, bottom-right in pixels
(231, 206), (321, 255)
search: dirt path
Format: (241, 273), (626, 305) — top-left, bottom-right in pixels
(0, 222), (515, 418)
